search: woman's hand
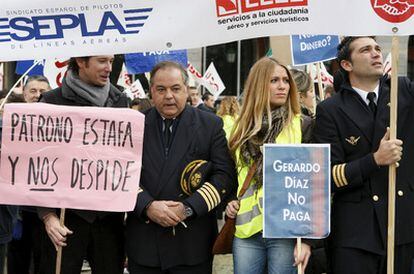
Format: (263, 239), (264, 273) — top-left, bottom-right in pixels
(293, 242), (311, 271)
(225, 200), (240, 219)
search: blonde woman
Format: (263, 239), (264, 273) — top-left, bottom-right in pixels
(217, 96), (240, 140)
(226, 57), (312, 274)
(290, 69), (315, 118)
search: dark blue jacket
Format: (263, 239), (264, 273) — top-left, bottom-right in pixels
(0, 205), (17, 244)
(313, 76), (414, 254)
(0, 118), (18, 244)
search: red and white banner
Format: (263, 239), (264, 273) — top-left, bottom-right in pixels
(383, 52), (392, 75)
(204, 62), (226, 98)
(117, 64), (132, 89)
(307, 63), (333, 86)
(124, 79), (147, 100)
(187, 63), (204, 87)
(43, 58), (69, 89)
(187, 62), (226, 97)
(1, 0), (413, 61)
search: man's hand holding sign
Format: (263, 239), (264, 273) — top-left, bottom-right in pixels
(43, 212), (73, 250)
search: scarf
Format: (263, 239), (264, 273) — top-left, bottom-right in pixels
(64, 70), (110, 107)
(240, 106), (288, 188)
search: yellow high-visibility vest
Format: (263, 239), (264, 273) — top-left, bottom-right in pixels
(235, 114), (302, 239)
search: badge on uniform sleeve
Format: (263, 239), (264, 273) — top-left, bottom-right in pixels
(345, 136), (360, 146)
(180, 160), (212, 195)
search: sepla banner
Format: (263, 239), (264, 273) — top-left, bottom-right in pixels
(1, 0), (414, 61)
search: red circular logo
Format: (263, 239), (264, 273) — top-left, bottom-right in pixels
(371, 0), (414, 23)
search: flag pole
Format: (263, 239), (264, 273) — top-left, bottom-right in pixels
(316, 62), (324, 101)
(387, 31), (399, 274)
(308, 64), (317, 114)
(297, 237), (303, 274)
(55, 209), (66, 274)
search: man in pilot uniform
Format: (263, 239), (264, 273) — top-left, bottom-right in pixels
(313, 36), (414, 273)
(126, 61), (236, 274)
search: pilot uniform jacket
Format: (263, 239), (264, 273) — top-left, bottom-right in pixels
(313, 76), (414, 255)
(126, 105), (236, 269)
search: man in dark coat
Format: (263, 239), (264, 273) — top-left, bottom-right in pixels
(37, 55), (129, 274)
(197, 92), (216, 113)
(126, 61), (236, 274)
(313, 36), (414, 273)
(0, 205), (17, 274)
(7, 75), (52, 274)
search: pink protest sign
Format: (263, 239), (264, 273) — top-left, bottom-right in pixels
(0, 103), (144, 212)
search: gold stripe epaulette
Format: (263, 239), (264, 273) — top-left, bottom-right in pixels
(332, 164), (348, 188)
(196, 182), (221, 211)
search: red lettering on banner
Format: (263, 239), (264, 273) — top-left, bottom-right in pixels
(54, 60), (69, 87)
(241, 0), (307, 13)
(187, 63), (203, 79)
(371, 0), (414, 23)
(216, 0), (307, 17)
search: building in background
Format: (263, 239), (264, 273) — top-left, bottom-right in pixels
(2, 36), (413, 95)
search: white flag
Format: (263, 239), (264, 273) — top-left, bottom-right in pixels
(203, 62), (226, 99)
(307, 62), (333, 86)
(43, 58), (69, 89)
(117, 64), (132, 89)
(383, 53), (392, 75)
(187, 62), (204, 87)
(124, 79), (147, 100)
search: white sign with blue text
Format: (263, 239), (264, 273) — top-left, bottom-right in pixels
(291, 35), (340, 66)
(1, 0), (414, 61)
(263, 144), (330, 239)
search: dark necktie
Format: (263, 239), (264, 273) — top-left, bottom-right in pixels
(163, 119), (173, 154)
(367, 92), (377, 115)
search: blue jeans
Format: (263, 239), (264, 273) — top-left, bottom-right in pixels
(233, 233), (296, 274)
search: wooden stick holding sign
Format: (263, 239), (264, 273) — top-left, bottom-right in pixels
(55, 209), (66, 274)
(387, 34), (399, 274)
(316, 62), (324, 101)
(297, 237), (303, 274)
(308, 64), (317, 114)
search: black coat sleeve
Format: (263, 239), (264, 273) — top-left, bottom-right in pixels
(184, 117), (237, 216)
(313, 103), (379, 193)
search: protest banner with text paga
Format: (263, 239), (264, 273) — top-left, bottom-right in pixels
(263, 144), (330, 239)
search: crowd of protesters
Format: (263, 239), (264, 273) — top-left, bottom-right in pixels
(1, 35), (414, 274)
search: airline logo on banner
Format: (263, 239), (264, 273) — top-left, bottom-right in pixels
(216, 0), (308, 17)
(371, 0), (414, 22)
(0, 5), (152, 43)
